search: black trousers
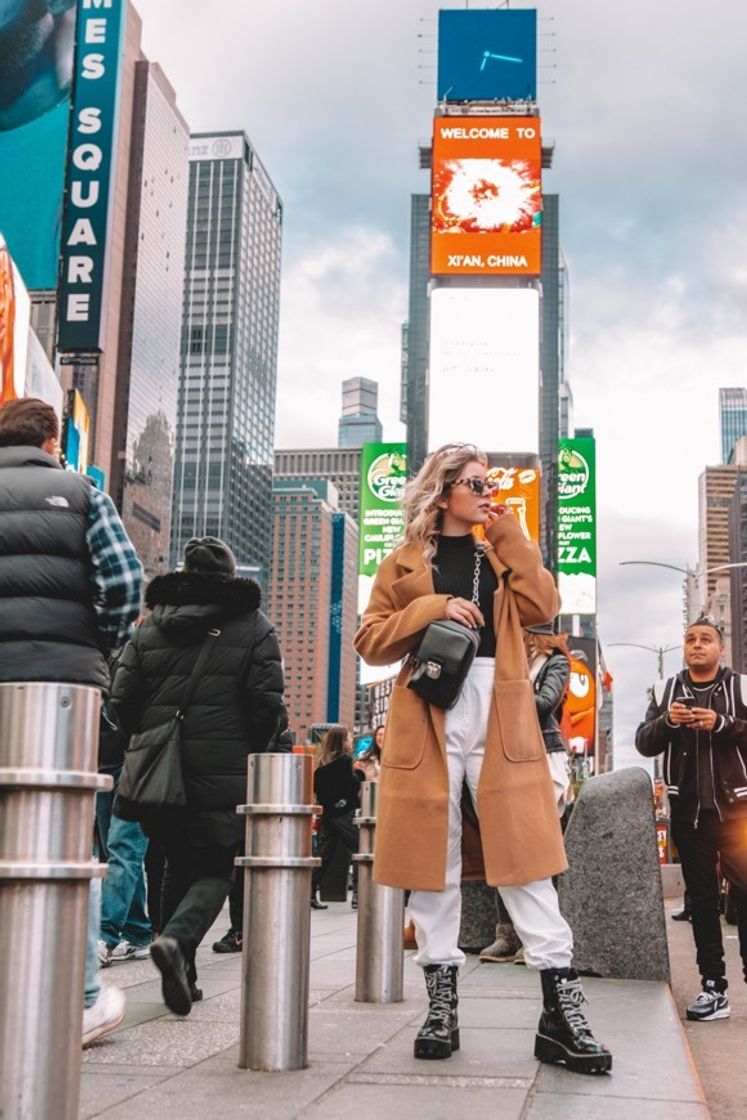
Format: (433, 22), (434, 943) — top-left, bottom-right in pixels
(311, 812), (358, 897)
(160, 841), (236, 983)
(671, 811), (747, 988)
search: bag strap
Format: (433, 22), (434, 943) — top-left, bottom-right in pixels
(176, 627), (221, 721)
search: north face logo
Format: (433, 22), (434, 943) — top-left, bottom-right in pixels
(45, 496), (70, 508)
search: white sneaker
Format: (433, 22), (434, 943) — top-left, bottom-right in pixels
(686, 984), (730, 1022)
(96, 939), (113, 968)
(82, 985), (126, 1047)
(110, 939), (152, 962)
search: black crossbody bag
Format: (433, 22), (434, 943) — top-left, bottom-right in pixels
(407, 544), (485, 710)
(114, 627), (220, 821)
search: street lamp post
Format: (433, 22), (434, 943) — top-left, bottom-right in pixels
(619, 560), (747, 624)
(607, 641), (681, 782)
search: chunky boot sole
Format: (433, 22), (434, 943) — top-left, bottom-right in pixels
(414, 1028), (460, 1060)
(534, 1032), (612, 1075)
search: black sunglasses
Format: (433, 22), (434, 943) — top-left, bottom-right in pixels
(449, 476), (496, 496)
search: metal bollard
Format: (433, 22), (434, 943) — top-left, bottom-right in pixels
(354, 781), (404, 1003)
(236, 753), (320, 1071)
(0, 682), (111, 1120)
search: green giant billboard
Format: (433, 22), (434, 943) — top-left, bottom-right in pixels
(557, 436), (596, 615)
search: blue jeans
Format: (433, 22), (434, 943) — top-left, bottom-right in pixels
(85, 874), (101, 1009)
(96, 782), (151, 949)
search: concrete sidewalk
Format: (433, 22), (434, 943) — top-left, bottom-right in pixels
(80, 905), (708, 1120)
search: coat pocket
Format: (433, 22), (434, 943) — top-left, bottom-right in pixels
(381, 685), (429, 770)
(493, 679), (544, 763)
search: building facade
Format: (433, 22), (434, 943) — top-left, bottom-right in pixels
(274, 447), (362, 521)
(338, 376), (382, 448)
(720, 387), (747, 465)
(269, 480), (357, 740)
(729, 460), (747, 674)
(402, 192), (431, 474)
(698, 465), (738, 603)
(110, 61), (189, 579)
(171, 132), (283, 583)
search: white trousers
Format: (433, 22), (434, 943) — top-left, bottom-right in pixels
(410, 658), (573, 971)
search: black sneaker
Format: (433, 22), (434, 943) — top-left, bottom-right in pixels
(686, 982), (730, 1021)
(150, 937), (192, 1017)
(212, 927), (242, 953)
(670, 909), (691, 922)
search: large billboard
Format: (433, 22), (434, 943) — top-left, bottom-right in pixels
(428, 287), (540, 454)
(0, 233), (31, 405)
(438, 10), (537, 103)
(0, 1), (76, 290)
(358, 442), (407, 686)
(479, 456), (541, 544)
(57, 0), (126, 352)
(557, 437), (597, 614)
(431, 116), (542, 277)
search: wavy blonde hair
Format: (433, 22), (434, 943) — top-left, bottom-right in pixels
(402, 443), (488, 565)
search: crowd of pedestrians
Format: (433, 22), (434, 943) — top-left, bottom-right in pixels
(2, 406), (745, 1077)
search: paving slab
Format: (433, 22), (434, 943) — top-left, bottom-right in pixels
(79, 901), (709, 1120)
(298, 1079), (527, 1120)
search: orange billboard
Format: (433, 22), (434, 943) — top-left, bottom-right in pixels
(474, 460), (541, 544)
(431, 116), (542, 277)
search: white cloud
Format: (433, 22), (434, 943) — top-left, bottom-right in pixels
(274, 228), (406, 447)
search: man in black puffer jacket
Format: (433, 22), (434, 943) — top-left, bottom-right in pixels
(112, 536), (284, 1015)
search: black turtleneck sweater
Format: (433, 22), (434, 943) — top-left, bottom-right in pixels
(433, 534), (497, 657)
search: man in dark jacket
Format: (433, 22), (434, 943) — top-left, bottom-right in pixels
(112, 536), (284, 1015)
(0, 396), (143, 1046)
(636, 616), (747, 1022)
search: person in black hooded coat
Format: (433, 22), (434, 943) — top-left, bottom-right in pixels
(111, 536), (284, 1015)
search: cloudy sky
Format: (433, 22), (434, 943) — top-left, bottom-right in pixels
(135, 0), (747, 762)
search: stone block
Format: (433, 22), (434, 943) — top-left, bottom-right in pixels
(458, 880), (498, 952)
(558, 767), (670, 982)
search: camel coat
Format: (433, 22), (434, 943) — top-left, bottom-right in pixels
(354, 514), (568, 891)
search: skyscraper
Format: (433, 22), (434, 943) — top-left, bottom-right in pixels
(402, 192), (431, 474)
(269, 479), (357, 739)
(274, 447), (362, 520)
(338, 376), (382, 448)
(171, 132), (283, 583)
(720, 387), (747, 465)
(111, 62), (189, 579)
(729, 439), (747, 674)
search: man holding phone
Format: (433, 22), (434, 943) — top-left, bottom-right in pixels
(636, 617), (747, 1022)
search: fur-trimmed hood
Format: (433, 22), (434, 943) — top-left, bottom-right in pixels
(146, 570), (261, 611)
(144, 571), (261, 641)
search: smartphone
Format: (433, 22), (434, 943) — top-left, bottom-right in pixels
(676, 696), (696, 708)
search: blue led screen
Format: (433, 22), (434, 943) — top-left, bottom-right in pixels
(437, 9), (537, 102)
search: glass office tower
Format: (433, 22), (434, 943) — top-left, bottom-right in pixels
(720, 387), (747, 465)
(171, 132), (283, 584)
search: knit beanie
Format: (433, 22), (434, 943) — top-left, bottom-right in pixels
(183, 536), (236, 576)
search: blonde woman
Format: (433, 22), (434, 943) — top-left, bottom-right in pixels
(354, 443), (610, 1074)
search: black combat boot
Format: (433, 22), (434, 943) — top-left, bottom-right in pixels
(535, 967), (612, 1075)
(414, 964), (460, 1060)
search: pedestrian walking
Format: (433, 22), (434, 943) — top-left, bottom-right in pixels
(636, 615), (747, 1021)
(0, 397), (142, 1045)
(354, 443), (611, 1073)
(111, 536), (284, 1015)
(311, 726), (361, 910)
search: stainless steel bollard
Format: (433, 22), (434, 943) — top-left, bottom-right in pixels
(354, 781), (404, 1003)
(0, 682), (111, 1120)
(236, 753), (320, 1071)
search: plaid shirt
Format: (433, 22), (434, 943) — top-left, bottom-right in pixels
(86, 488), (143, 652)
